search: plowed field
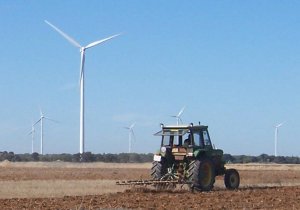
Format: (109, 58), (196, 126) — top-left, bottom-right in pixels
(0, 161), (299, 209)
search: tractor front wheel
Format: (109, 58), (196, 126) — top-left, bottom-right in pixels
(188, 159), (215, 191)
(224, 169), (240, 190)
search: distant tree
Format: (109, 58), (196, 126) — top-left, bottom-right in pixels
(13, 154), (21, 162)
(274, 156), (286, 164)
(258, 154), (269, 163)
(81, 152), (95, 162)
(94, 153), (104, 162)
(289, 156), (299, 164)
(2, 151), (15, 161)
(72, 153), (81, 162)
(103, 153), (117, 162)
(129, 153), (142, 163)
(139, 153), (153, 162)
(223, 154), (234, 163)
(118, 153), (130, 163)
(17, 153), (32, 162)
(251, 156), (258, 163)
(242, 155), (254, 163)
(58, 153), (73, 162)
(0, 151), (8, 161)
(31, 152), (40, 161)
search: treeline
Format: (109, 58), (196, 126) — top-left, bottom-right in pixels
(0, 151), (299, 164)
(223, 153), (300, 164)
(0, 151), (153, 163)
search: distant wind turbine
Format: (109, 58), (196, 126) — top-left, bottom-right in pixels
(171, 106), (185, 125)
(45, 20), (121, 154)
(34, 110), (57, 155)
(28, 121), (36, 154)
(274, 121), (285, 157)
(124, 123), (136, 153)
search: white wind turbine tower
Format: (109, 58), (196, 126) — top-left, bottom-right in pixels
(171, 106), (186, 125)
(274, 121), (285, 157)
(28, 121), (36, 154)
(34, 110), (57, 155)
(45, 20), (120, 154)
(124, 123), (136, 153)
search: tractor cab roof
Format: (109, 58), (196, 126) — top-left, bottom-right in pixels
(154, 124), (208, 136)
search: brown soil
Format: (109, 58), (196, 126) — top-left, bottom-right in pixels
(1, 186), (299, 209)
(0, 167), (150, 181)
(0, 162), (299, 209)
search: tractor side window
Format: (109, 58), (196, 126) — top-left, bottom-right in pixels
(183, 133), (191, 146)
(203, 130), (211, 146)
(193, 132), (204, 148)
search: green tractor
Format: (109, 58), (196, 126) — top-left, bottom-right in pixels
(151, 123), (240, 191)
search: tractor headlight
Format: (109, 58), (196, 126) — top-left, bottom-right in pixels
(160, 146), (166, 153)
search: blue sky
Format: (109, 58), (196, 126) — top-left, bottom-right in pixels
(0, 1), (299, 156)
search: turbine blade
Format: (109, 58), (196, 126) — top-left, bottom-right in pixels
(179, 117), (183, 124)
(178, 106), (185, 117)
(131, 130), (136, 142)
(28, 120), (34, 135)
(44, 117), (59, 123)
(45, 20), (82, 48)
(79, 51), (85, 87)
(39, 108), (43, 118)
(33, 119), (41, 126)
(276, 121), (286, 128)
(85, 33), (121, 49)
(130, 123), (136, 129)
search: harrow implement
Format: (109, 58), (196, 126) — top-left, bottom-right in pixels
(116, 169), (193, 189)
(116, 179), (179, 186)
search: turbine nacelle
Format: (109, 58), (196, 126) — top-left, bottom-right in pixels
(171, 106), (186, 125)
(275, 122), (285, 128)
(124, 123), (136, 153)
(80, 47), (85, 53)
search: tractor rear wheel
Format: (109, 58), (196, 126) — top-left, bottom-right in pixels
(151, 161), (167, 180)
(188, 159), (215, 191)
(224, 169), (240, 190)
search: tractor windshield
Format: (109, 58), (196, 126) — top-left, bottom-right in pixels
(155, 128), (190, 147)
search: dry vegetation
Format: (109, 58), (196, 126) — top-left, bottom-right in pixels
(0, 161), (299, 209)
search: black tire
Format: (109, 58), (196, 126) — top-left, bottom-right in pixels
(151, 161), (167, 180)
(187, 159), (215, 191)
(224, 169), (240, 190)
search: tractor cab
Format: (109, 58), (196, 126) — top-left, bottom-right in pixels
(154, 124), (214, 157)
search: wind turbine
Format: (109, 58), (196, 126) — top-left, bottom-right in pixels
(124, 123), (136, 153)
(34, 110), (57, 155)
(28, 121), (36, 154)
(274, 121), (285, 157)
(171, 106), (185, 125)
(45, 20), (120, 154)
